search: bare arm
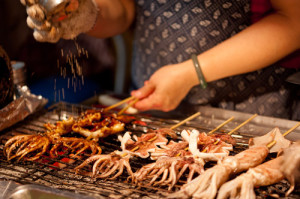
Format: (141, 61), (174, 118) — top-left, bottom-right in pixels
(198, 0), (300, 83)
(87, 0), (135, 38)
(132, 0), (300, 112)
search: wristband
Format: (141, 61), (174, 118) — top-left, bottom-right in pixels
(191, 54), (207, 89)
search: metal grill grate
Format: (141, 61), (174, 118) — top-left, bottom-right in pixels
(0, 102), (299, 199)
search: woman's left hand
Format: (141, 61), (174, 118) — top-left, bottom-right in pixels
(131, 61), (198, 112)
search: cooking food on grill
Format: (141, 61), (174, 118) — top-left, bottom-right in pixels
(74, 128), (177, 180)
(131, 129), (237, 189)
(49, 137), (102, 159)
(150, 140), (190, 160)
(75, 151), (133, 180)
(72, 110), (131, 141)
(280, 141), (300, 196)
(181, 129), (235, 161)
(4, 134), (50, 161)
(218, 140), (300, 199)
(3, 109), (134, 161)
(119, 128), (177, 159)
(217, 155), (285, 199)
(75, 126), (238, 191)
(168, 127), (291, 199)
(132, 156), (205, 190)
(46, 109), (135, 141)
(4, 133), (101, 161)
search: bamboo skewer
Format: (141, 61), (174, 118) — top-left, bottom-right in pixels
(267, 121), (300, 148)
(201, 114), (256, 152)
(207, 116), (235, 135)
(170, 112), (201, 130)
(227, 114), (258, 135)
(117, 98), (139, 115)
(104, 96), (135, 112)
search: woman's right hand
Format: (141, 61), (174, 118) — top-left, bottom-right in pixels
(131, 60), (199, 112)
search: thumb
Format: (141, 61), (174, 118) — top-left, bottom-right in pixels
(131, 81), (155, 99)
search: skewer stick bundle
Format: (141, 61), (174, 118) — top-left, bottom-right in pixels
(227, 114), (257, 135)
(207, 116), (234, 135)
(118, 98), (139, 115)
(103, 96), (135, 112)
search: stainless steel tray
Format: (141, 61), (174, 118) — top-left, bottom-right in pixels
(2, 182), (94, 199)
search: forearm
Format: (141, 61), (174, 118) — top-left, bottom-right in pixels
(87, 0), (135, 38)
(185, 0), (300, 86)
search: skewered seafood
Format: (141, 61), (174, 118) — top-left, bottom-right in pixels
(217, 156), (284, 199)
(181, 129), (234, 161)
(75, 151), (133, 180)
(74, 128), (177, 180)
(131, 129), (237, 189)
(217, 140), (299, 199)
(132, 156), (205, 190)
(280, 141), (300, 196)
(4, 109), (134, 161)
(150, 140), (190, 160)
(49, 137), (102, 159)
(168, 127), (290, 199)
(119, 128), (177, 159)
(72, 110), (129, 140)
(4, 134), (50, 161)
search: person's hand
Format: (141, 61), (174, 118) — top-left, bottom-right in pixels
(131, 62), (198, 112)
(20, 0), (98, 42)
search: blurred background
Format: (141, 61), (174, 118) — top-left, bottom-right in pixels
(0, 0), (133, 107)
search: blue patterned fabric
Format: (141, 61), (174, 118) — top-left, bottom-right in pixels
(130, 0), (300, 119)
(132, 0), (250, 88)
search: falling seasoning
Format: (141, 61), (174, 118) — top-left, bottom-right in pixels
(54, 39), (89, 103)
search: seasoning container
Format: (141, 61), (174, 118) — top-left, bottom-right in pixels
(11, 61), (27, 86)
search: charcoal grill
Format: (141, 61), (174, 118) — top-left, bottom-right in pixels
(0, 102), (299, 199)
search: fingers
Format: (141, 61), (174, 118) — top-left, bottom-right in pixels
(27, 16), (60, 42)
(131, 82), (161, 111)
(133, 94), (167, 112)
(23, 1), (61, 42)
(131, 84), (176, 112)
(20, 0), (39, 6)
(131, 81), (155, 99)
(33, 27), (61, 43)
(27, 17), (51, 31)
(27, 4), (45, 21)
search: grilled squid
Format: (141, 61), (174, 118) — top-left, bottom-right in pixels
(217, 156), (284, 199)
(3, 109), (134, 161)
(280, 141), (300, 196)
(132, 156), (204, 190)
(168, 127), (290, 199)
(74, 128), (177, 180)
(75, 151), (133, 180)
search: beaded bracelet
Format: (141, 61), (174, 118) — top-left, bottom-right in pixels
(191, 54), (207, 89)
